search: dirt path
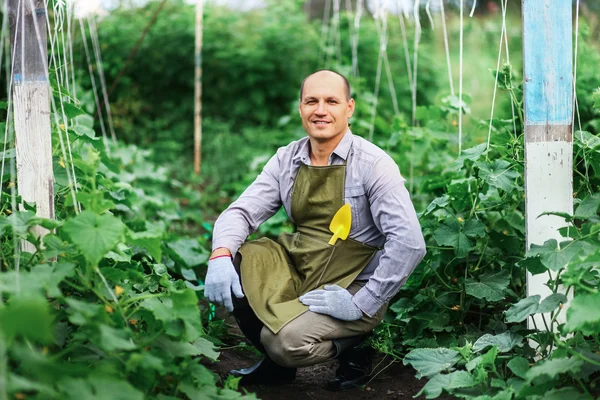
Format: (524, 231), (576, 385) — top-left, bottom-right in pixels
(211, 348), (440, 400)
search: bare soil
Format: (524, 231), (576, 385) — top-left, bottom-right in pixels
(207, 316), (454, 400)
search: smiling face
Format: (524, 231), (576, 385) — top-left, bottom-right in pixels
(299, 71), (355, 144)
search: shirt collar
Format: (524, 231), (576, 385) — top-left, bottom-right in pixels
(294, 129), (354, 165)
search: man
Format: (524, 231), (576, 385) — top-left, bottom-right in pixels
(205, 70), (425, 390)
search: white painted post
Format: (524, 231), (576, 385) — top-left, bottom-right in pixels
(194, 0), (204, 176)
(522, 0), (573, 330)
(9, 0), (54, 251)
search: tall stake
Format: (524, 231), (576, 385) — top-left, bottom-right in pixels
(522, 0), (573, 330)
(9, 0), (53, 251)
(194, 0), (204, 175)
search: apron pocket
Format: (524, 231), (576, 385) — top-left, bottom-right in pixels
(288, 233), (336, 293)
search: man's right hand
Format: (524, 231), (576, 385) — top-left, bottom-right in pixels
(204, 255), (244, 312)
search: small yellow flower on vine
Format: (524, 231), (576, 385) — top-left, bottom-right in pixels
(451, 305), (461, 311)
(129, 319), (139, 326)
(15, 393), (25, 400)
(115, 285), (124, 296)
(503, 230), (508, 235)
(105, 305), (114, 314)
(457, 217), (464, 223)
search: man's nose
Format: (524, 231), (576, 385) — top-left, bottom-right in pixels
(315, 101), (327, 115)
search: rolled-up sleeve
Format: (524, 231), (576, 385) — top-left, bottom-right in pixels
(352, 157), (426, 317)
(212, 150), (283, 256)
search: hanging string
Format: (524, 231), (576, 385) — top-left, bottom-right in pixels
(47, 0), (80, 209)
(26, 0), (80, 213)
(78, 17), (110, 153)
(350, 0), (363, 78)
(368, 2), (385, 142)
(372, 5), (399, 116)
(411, 0), (421, 126)
(469, 0), (477, 17)
(67, 0), (76, 100)
(318, 0), (331, 68)
(458, 0), (464, 154)
(571, 0), (589, 194)
(1, 0), (22, 210)
(333, 0), (342, 66)
(485, 0), (507, 152)
(425, 0), (434, 29)
(88, 16), (117, 142)
(440, 0), (454, 96)
(496, 0), (517, 140)
(397, 8), (413, 95)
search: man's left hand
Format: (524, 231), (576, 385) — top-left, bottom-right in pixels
(299, 285), (363, 321)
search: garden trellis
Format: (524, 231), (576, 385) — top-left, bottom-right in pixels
(3, 0), (583, 339)
(0, 0), (596, 398)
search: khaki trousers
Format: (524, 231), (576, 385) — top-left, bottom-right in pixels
(259, 281), (388, 368)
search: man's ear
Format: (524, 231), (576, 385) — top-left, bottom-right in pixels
(347, 98), (355, 118)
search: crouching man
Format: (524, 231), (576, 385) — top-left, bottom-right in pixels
(204, 70), (426, 390)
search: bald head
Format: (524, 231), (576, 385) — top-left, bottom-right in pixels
(299, 70), (351, 101)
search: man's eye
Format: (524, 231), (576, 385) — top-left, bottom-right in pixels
(328, 100), (337, 104)
(306, 100), (316, 105)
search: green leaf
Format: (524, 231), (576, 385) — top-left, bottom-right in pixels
(574, 193), (600, 219)
(564, 293), (600, 335)
(507, 356), (530, 379)
(88, 377), (145, 400)
(465, 270), (510, 302)
(476, 159), (519, 193)
(0, 294), (54, 344)
(433, 218), (472, 258)
(127, 230), (163, 261)
(71, 124), (97, 139)
(416, 371), (476, 399)
(543, 387), (593, 400)
(60, 102), (85, 119)
(156, 336), (219, 361)
(538, 293), (568, 313)
(65, 298), (104, 325)
(464, 219), (486, 238)
(447, 178), (476, 212)
(76, 191), (116, 214)
(480, 345), (499, 367)
(423, 195), (450, 216)
(525, 357), (584, 382)
(167, 238), (209, 267)
(505, 295), (540, 323)
(98, 324), (136, 351)
(403, 348), (461, 379)
(527, 239), (585, 272)
(473, 332), (523, 353)
(62, 211), (126, 266)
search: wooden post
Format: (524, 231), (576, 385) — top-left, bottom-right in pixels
(9, 0), (53, 251)
(522, 0), (573, 330)
(194, 0), (203, 175)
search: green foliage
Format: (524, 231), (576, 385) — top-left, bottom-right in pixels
(378, 47), (600, 399)
(0, 84), (249, 398)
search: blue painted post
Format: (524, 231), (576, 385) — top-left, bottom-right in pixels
(522, 0), (573, 331)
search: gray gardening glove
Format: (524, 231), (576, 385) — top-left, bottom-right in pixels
(299, 284), (363, 321)
(204, 256), (244, 312)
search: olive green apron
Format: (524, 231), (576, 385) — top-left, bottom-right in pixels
(238, 163), (378, 334)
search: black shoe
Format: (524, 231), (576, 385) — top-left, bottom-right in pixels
(229, 357), (297, 386)
(326, 337), (373, 391)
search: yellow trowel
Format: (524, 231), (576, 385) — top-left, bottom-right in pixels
(328, 203), (352, 245)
